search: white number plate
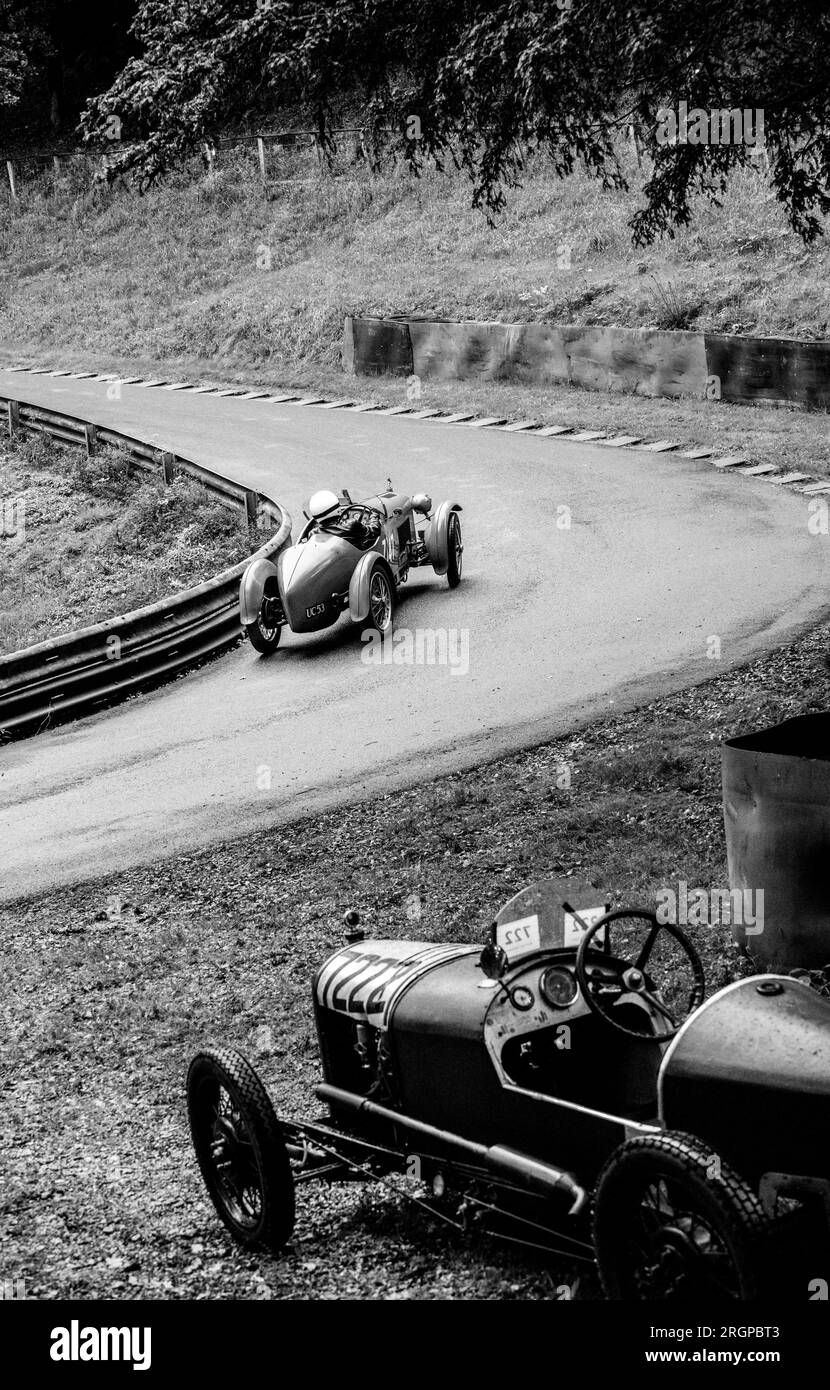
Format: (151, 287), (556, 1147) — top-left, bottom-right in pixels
(563, 905), (608, 948)
(496, 914), (541, 958)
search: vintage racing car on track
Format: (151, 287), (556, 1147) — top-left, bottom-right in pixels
(186, 880), (830, 1299)
(239, 483), (463, 653)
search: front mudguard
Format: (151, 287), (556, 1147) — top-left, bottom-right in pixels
(426, 501), (462, 576)
(349, 552), (394, 623)
(239, 557), (279, 626)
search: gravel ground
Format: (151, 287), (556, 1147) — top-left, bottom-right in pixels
(2, 617), (830, 1301)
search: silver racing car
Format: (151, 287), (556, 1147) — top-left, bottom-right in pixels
(239, 483), (463, 653)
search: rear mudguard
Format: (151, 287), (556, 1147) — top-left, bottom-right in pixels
(426, 501), (462, 575)
(239, 556), (279, 626)
(349, 552), (394, 623)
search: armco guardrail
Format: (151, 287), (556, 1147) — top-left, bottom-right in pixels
(0, 396), (291, 737)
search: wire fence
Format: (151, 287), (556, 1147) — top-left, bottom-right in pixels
(1, 128), (375, 203)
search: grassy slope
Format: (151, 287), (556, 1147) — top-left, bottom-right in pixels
(4, 145), (830, 355)
(0, 433), (265, 654)
(2, 145), (829, 478)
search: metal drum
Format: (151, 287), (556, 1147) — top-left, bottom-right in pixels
(722, 714), (830, 969)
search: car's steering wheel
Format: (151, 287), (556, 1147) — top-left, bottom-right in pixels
(574, 908), (705, 1042)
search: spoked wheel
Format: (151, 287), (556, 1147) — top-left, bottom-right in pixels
(446, 513), (463, 588)
(245, 607), (282, 655)
(187, 1047), (295, 1253)
(362, 567), (394, 637)
(593, 1132), (767, 1301)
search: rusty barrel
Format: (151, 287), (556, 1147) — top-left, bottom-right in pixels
(722, 714), (830, 969)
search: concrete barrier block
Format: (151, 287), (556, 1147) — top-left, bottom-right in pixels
(407, 319), (708, 399)
(705, 334), (830, 410)
(345, 315), (413, 376)
(560, 326), (707, 399)
(346, 316), (829, 411)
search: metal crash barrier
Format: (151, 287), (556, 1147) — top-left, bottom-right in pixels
(0, 396), (292, 738)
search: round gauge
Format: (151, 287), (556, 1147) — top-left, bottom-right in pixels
(511, 985), (535, 1011)
(541, 966), (578, 1009)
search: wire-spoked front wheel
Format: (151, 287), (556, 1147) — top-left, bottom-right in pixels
(187, 1047), (295, 1253)
(593, 1131), (767, 1300)
(362, 567), (395, 637)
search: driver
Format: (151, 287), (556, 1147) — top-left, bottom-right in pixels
(308, 489), (343, 531)
(307, 490), (379, 548)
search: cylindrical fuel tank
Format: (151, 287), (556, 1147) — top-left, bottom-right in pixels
(722, 714), (830, 969)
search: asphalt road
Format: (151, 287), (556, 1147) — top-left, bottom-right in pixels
(1, 369), (827, 902)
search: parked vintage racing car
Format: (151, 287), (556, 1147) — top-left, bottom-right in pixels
(186, 880), (830, 1299)
(239, 484), (463, 653)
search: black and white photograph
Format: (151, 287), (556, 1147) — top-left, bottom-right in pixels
(1, 0), (829, 1367)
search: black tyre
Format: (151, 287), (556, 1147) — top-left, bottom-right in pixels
(362, 566), (395, 637)
(593, 1131), (767, 1301)
(187, 1047), (295, 1253)
(446, 513), (463, 589)
(245, 610), (282, 655)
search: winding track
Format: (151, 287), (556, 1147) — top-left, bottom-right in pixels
(1, 368), (827, 904)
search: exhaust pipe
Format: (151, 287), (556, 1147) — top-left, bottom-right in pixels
(316, 1082), (586, 1215)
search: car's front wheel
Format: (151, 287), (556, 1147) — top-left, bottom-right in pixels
(362, 567), (395, 637)
(187, 1047), (295, 1253)
(593, 1131), (767, 1300)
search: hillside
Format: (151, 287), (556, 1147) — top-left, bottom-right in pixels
(1, 144), (828, 383)
(3, 143), (830, 484)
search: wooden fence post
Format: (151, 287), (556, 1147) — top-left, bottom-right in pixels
(204, 142), (215, 177)
(257, 137), (267, 184)
(161, 451), (176, 484)
(6, 161), (17, 201)
(84, 423), (97, 457)
(7, 400), (20, 436)
(359, 130), (375, 179)
(244, 490), (259, 528)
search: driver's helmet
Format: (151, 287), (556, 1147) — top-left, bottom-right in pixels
(308, 489), (340, 522)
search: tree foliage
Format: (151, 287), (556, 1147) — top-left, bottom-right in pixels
(80, 0), (830, 242)
(0, 0), (38, 110)
(1, 0), (136, 137)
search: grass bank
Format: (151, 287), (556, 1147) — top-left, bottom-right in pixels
(3, 146), (829, 364)
(2, 614), (828, 1300)
(0, 433), (264, 655)
(2, 146), (829, 480)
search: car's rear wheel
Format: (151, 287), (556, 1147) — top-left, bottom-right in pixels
(245, 606), (282, 654)
(362, 568), (394, 637)
(593, 1131), (767, 1300)
(187, 1047), (295, 1253)
(446, 513), (463, 588)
